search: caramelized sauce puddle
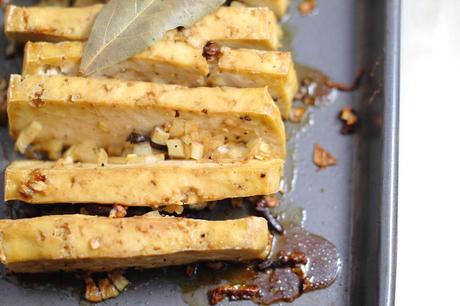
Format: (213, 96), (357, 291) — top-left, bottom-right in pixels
(204, 226), (340, 305)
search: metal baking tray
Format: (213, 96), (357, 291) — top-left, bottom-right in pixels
(0, 0), (400, 305)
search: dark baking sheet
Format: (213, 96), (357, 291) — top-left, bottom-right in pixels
(0, 0), (400, 305)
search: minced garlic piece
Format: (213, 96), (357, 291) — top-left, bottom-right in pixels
(98, 278), (119, 300)
(151, 126), (169, 145)
(132, 142), (152, 156)
(161, 205), (184, 215)
(30, 139), (63, 160)
(96, 148), (108, 166)
(109, 205), (127, 218)
(169, 119), (186, 138)
(108, 272), (129, 292)
(64, 141), (99, 163)
(166, 139), (185, 158)
(15, 121), (43, 154)
(190, 142), (204, 160)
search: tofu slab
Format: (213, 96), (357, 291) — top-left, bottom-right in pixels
(5, 5), (280, 50)
(73, 0), (290, 17)
(4, 159), (283, 206)
(211, 47), (298, 117)
(8, 75), (285, 160)
(22, 42), (297, 117)
(0, 215), (271, 273)
(239, 0), (290, 17)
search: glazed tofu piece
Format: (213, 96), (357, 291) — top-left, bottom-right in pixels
(37, 0), (71, 6)
(73, 0), (105, 6)
(5, 5), (281, 50)
(4, 5), (102, 43)
(74, 0), (290, 18)
(178, 6), (281, 50)
(23, 41), (209, 87)
(239, 0), (290, 18)
(22, 42), (297, 117)
(74, 0), (290, 17)
(4, 159), (283, 206)
(8, 75), (285, 161)
(0, 215), (271, 273)
(210, 47), (298, 117)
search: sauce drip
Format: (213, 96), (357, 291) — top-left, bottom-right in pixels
(207, 227), (341, 305)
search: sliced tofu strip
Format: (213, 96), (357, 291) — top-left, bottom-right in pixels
(8, 75), (285, 161)
(73, 0), (290, 18)
(238, 0), (290, 18)
(5, 5), (281, 50)
(211, 47), (297, 117)
(22, 42), (297, 117)
(4, 159), (283, 206)
(0, 215), (271, 273)
(73, 0), (104, 6)
(23, 41), (209, 87)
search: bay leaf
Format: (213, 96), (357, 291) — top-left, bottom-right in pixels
(80, 0), (225, 75)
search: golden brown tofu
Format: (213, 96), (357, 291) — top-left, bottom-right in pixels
(73, 0), (290, 18)
(5, 5), (280, 50)
(23, 41), (209, 87)
(22, 42), (297, 117)
(4, 159), (283, 206)
(210, 47), (298, 117)
(37, 0), (71, 6)
(72, 0), (290, 17)
(177, 6), (281, 50)
(239, 0), (290, 17)
(73, 0), (105, 6)
(4, 5), (102, 43)
(8, 75), (285, 161)
(0, 215), (271, 273)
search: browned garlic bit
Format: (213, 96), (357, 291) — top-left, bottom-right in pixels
(17, 169), (47, 199)
(338, 106), (359, 134)
(109, 205), (127, 218)
(202, 41), (222, 61)
(84, 272), (129, 303)
(185, 264), (198, 278)
(289, 107), (307, 123)
(298, 0), (316, 16)
(160, 205), (184, 215)
(263, 195), (280, 208)
(108, 271), (130, 292)
(208, 284), (260, 305)
(313, 144), (337, 169)
(231, 198), (243, 208)
(85, 276), (102, 303)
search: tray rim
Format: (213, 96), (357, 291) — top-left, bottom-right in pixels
(380, 0), (400, 305)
